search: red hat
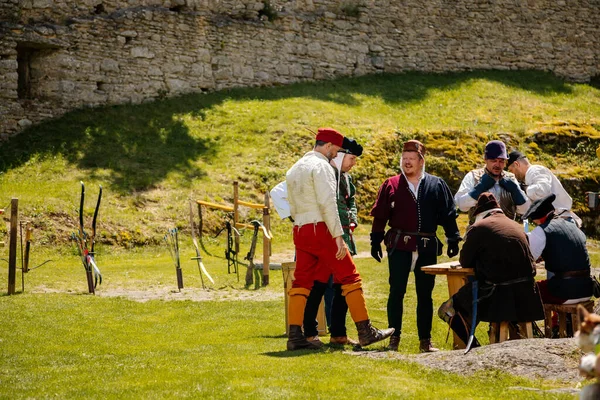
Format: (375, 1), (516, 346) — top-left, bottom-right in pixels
(403, 140), (425, 158)
(473, 192), (501, 217)
(316, 128), (344, 147)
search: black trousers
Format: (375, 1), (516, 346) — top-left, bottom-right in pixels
(387, 250), (436, 340)
(304, 280), (349, 338)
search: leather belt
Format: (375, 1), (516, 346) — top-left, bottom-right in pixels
(388, 229), (436, 255)
(554, 270), (591, 279)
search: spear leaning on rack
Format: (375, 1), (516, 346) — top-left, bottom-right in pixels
(189, 200), (214, 288)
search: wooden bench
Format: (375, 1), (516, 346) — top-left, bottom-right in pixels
(543, 300), (595, 338)
(489, 322), (533, 343)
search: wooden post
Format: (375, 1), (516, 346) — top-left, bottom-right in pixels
(233, 181), (240, 254)
(262, 192), (270, 286)
(197, 203), (203, 243)
(8, 198), (18, 295)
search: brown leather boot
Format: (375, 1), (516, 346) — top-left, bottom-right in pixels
(387, 335), (400, 351)
(306, 335), (323, 346)
(330, 336), (360, 346)
(355, 320), (395, 347)
(287, 325), (322, 351)
(419, 338), (439, 353)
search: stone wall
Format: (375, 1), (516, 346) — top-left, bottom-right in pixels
(1, 0), (599, 137)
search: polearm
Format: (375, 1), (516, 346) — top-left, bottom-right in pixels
(244, 221), (260, 288)
(79, 182), (95, 294)
(166, 228), (184, 291)
(90, 185), (103, 288)
(244, 220), (272, 288)
(174, 229), (183, 290)
(189, 200), (214, 289)
(225, 220), (239, 280)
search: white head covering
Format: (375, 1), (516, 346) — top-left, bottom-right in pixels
(331, 152), (350, 198)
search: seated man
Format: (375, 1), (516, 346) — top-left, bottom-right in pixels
(524, 194), (593, 304)
(438, 192), (544, 348)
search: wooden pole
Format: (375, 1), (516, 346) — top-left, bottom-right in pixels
(262, 192), (270, 286)
(8, 198), (18, 295)
(197, 203), (203, 243)
(233, 181), (239, 254)
(237, 200), (264, 209)
(196, 200), (234, 212)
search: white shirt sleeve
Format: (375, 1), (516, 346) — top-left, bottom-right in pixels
(454, 171), (477, 212)
(525, 165), (553, 201)
(269, 181), (291, 220)
(527, 226), (546, 260)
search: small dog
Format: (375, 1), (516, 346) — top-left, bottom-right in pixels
(576, 304), (600, 399)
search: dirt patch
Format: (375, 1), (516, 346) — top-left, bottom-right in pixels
(349, 338), (586, 387)
(30, 285), (283, 303)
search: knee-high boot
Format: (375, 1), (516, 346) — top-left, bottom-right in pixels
(288, 287), (322, 351)
(342, 282), (394, 347)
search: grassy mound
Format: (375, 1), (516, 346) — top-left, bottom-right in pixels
(1, 70), (599, 246)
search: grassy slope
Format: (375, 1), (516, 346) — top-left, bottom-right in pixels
(0, 70), (599, 247)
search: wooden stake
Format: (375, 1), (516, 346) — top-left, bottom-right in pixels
(197, 203), (203, 243)
(233, 181), (239, 254)
(8, 198), (18, 295)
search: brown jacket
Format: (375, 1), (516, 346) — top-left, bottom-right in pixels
(453, 211), (544, 323)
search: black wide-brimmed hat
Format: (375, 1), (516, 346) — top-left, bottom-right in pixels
(342, 137), (363, 157)
(522, 194), (556, 220)
(473, 192), (501, 216)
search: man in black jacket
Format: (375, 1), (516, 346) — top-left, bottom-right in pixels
(524, 194), (593, 304)
(370, 139), (461, 352)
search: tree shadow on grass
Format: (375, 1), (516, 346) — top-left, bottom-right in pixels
(0, 69), (577, 194)
(0, 99), (218, 194)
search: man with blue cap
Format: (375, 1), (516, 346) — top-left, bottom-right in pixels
(455, 140), (530, 225)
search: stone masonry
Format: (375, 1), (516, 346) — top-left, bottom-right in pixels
(1, 0), (599, 137)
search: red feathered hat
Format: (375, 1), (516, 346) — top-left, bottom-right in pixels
(316, 128), (344, 147)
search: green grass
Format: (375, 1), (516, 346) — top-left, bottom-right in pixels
(0, 70), (599, 246)
(0, 243), (582, 399)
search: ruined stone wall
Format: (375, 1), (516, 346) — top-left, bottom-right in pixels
(1, 0), (599, 137)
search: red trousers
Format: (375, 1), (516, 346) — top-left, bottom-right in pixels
(292, 222), (361, 289)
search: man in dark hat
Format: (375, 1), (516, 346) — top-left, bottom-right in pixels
(370, 139), (462, 352)
(455, 140), (530, 225)
(438, 192), (544, 348)
(507, 150), (581, 226)
(524, 194), (593, 305)
(286, 127), (393, 350)
(303, 136), (364, 346)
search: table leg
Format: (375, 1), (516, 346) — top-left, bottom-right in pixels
(446, 274), (469, 349)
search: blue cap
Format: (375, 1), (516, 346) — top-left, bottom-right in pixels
(485, 140), (508, 160)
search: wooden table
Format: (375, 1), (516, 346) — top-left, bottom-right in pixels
(421, 261), (474, 349)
